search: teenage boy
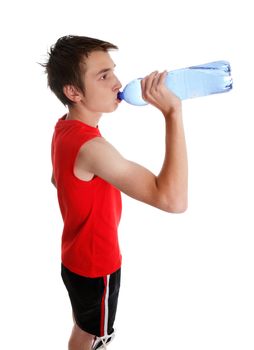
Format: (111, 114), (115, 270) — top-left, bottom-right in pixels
(44, 35), (188, 350)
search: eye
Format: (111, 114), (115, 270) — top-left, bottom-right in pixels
(100, 74), (107, 80)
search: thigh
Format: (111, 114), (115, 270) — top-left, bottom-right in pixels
(61, 265), (121, 338)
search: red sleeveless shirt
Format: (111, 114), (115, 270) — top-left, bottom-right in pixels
(51, 116), (122, 277)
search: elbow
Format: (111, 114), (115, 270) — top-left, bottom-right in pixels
(165, 204), (188, 213)
(167, 204), (188, 213)
(162, 198), (188, 214)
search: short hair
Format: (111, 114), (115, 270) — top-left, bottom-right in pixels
(42, 35), (118, 106)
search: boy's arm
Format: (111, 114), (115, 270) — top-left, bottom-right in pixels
(75, 71), (188, 213)
(51, 172), (56, 187)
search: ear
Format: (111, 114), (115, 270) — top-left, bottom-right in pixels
(63, 85), (83, 103)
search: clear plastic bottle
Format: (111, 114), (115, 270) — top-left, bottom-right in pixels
(117, 60), (233, 106)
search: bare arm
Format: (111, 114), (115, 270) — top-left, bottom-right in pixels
(51, 172), (56, 188)
(75, 71), (188, 213)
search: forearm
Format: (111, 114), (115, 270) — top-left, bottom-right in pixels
(156, 107), (188, 212)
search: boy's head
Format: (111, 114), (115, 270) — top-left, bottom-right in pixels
(43, 35), (120, 107)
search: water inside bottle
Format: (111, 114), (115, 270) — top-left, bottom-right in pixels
(118, 60), (233, 104)
(166, 61), (232, 100)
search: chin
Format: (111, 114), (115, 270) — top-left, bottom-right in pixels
(99, 100), (120, 113)
(106, 103), (119, 113)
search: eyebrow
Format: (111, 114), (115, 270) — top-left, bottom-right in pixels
(96, 64), (116, 76)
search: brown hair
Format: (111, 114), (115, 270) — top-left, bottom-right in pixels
(42, 35), (118, 106)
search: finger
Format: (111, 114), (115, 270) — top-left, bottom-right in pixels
(145, 70), (158, 90)
(157, 70), (167, 86)
(141, 71), (155, 91)
(142, 71), (158, 98)
(151, 71), (161, 90)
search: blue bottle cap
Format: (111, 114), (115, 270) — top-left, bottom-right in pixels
(117, 91), (123, 101)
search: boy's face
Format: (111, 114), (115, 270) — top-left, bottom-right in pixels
(80, 50), (122, 113)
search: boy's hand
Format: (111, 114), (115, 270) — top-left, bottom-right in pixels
(141, 71), (181, 117)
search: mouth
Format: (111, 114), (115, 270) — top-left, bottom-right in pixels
(116, 95), (122, 103)
(117, 91), (123, 101)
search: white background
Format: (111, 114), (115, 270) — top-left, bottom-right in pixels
(0, 0), (253, 349)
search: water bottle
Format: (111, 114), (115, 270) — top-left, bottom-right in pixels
(117, 60), (232, 106)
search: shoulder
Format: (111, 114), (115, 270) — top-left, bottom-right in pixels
(76, 135), (125, 178)
(79, 136), (121, 160)
(78, 136), (106, 158)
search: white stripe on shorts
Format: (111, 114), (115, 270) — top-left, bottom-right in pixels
(104, 274), (110, 336)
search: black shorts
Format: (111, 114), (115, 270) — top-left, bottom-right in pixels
(61, 264), (121, 337)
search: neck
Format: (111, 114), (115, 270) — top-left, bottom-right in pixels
(66, 105), (102, 128)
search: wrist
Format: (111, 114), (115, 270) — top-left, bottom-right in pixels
(163, 104), (182, 120)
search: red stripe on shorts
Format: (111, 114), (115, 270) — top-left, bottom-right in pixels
(100, 276), (108, 336)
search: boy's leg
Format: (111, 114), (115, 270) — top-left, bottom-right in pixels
(68, 322), (95, 350)
(61, 265), (121, 349)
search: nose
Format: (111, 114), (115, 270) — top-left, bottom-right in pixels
(113, 75), (122, 91)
